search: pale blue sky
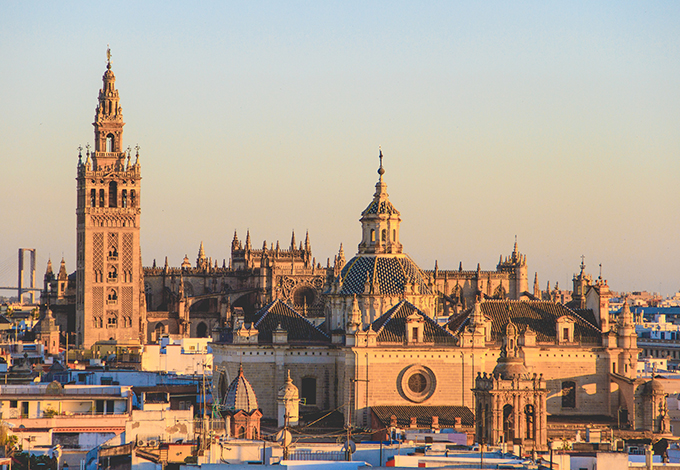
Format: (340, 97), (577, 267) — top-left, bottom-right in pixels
(1, 1), (679, 296)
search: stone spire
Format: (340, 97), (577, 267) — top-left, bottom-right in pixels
(304, 230), (311, 252)
(45, 258), (53, 277)
(196, 241), (209, 270)
(347, 294), (363, 334)
(92, 46), (125, 170)
(245, 230), (252, 250)
(231, 231), (239, 251)
(58, 257), (68, 281)
(533, 272), (540, 298)
(290, 230), (296, 250)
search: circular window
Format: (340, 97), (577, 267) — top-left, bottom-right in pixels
(408, 373), (428, 394)
(399, 365), (436, 403)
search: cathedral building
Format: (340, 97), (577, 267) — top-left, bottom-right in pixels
(36, 53), (671, 448)
(211, 155), (664, 450)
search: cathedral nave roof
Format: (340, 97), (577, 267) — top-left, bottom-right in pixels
(251, 299), (329, 344)
(449, 300), (602, 344)
(369, 300), (457, 345)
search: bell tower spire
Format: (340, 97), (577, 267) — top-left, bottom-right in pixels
(76, 49), (144, 348)
(92, 46), (126, 170)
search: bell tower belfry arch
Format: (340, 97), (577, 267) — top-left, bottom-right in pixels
(75, 48), (146, 348)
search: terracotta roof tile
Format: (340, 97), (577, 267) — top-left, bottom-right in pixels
(372, 405), (474, 428)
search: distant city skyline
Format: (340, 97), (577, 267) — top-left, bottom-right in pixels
(1, 2), (679, 296)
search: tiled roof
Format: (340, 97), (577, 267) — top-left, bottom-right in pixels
(362, 198), (400, 216)
(338, 254), (432, 296)
(448, 300), (601, 344)
(252, 299), (329, 343)
(371, 405), (474, 428)
(370, 300), (457, 345)
(225, 366), (259, 413)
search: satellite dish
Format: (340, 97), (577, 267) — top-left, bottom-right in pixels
(275, 429), (292, 448)
(342, 439), (356, 454)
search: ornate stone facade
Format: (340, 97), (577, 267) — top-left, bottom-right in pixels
(75, 51), (145, 348)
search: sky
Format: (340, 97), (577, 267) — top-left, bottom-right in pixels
(1, 1), (679, 297)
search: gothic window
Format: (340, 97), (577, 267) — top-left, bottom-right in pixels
(106, 134), (114, 152)
(145, 283), (153, 308)
(293, 286), (316, 311)
(130, 190), (136, 207)
(237, 427), (246, 439)
(301, 377), (317, 405)
(90, 189), (96, 207)
(196, 322), (208, 338)
(562, 381), (576, 408)
(251, 427), (259, 440)
(99, 189), (105, 207)
(108, 182), (117, 207)
(525, 405), (535, 439)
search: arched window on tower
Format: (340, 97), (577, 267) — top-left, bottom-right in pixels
(121, 190), (127, 208)
(90, 189), (96, 207)
(393, 229), (396, 241)
(370, 229), (375, 244)
(108, 265), (118, 282)
(106, 134), (114, 152)
(381, 229), (387, 242)
(130, 190), (136, 207)
(99, 189), (105, 207)
(109, 182), (117, 208)
(107, 288), (118, 304)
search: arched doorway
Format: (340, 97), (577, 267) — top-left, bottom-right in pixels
(196, 322), (208, 338)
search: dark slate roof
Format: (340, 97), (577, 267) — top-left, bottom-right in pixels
(370, 300), (457, 345)
(448, 300), (602, 344)
(338, 254), (432, 296)
(372, 405), (474, 428)
(252, 300), (329, 344)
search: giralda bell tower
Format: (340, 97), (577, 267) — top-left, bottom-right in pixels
(76, 49), (146, 348)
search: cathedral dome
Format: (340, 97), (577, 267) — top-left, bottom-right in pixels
(362, 196), (400, 216)
(225, 365), (259, 412)
(644, 377), (665, 395)
(492, 356), (528, 380)
(338, 254), (432, 296)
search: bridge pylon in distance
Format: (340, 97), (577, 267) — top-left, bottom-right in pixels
(18, 248), (37, 304)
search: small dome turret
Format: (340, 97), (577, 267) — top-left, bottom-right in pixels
(225, 365), (259, 413)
